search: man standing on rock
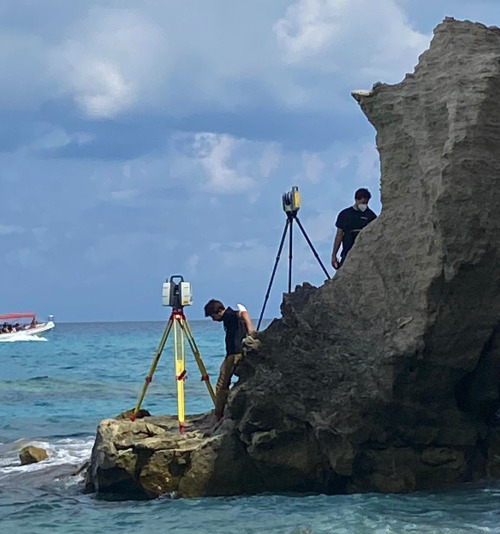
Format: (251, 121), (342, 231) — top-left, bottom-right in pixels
(204, 299), (255, 420)
(331, 188), (377, 269)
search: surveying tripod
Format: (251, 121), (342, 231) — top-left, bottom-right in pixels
(132, 300), (215, 433)
(257, 187), (331, 330)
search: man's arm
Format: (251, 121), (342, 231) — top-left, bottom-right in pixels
(331, 228), (344, 269)
(240, 310), (255, 335)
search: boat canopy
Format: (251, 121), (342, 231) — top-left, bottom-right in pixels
(0, 313), (36, 321)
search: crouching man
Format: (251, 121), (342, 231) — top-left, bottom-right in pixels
(204, 299), (255, 420)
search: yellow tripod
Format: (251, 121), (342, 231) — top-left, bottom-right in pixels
(132, 308), (216, 433)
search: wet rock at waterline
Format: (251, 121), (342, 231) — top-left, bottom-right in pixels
(85, 18), (500, 498)
(20, 445), (48, 465)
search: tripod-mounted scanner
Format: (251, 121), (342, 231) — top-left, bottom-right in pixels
(131, 275), (215, 433)
(257, 187), (331, 330)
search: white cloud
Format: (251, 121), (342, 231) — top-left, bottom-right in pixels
(301, 210), (335, 243)
(90, 162), (144, 204)
(30, 127), (93, 151)
(81, 130), (280, 202)
(274, 0), (431, 83)
(355, 142), (380, 181)
(0, 31), (55, 110)
(5, 247), (44, 269)
(0, 0), (431, 121)
(0, 225), (25, 235)
(302, 152), (325, 184)
(73, 61), (134, 119)
(209, 239), (273, 271)
(110, 189), (138, 201)
(84, 233), (178, 266)
(186, 253), (200, 275)
(171, 132), (284, 195)
(274, 0), (348, 61)
(51, 7), (169, 119)
(32, 226), (56, 251)
(260, 144), (282, 178)
(194, 133), (254, 193)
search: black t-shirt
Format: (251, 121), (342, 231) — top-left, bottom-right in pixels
(335, 206), (377, 258)
(223, 307), (248, 355)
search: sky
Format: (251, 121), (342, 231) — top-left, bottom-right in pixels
(1, 0), (499, 322)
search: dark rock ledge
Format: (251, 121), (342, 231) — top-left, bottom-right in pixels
(85, 18), (500, 499)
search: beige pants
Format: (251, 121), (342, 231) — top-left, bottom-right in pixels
(215, 353), (242, 419)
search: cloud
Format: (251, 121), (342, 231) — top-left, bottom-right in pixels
(72, 61), (134, 119)
(301, 210), (335, 243)
(32, 226), (56, 251)
(5, 247), (44, 269)
(109, 189), (138, 201)
(209, 239), (274, 271)
(260, 143), (282, 178)
(0, 30), (55, 111)
(170, 131), (286, 195)
(83, 232), (178, 266)
(0, 0), (450, 320)
(0, 225), (25, 235)
(302, 152), (325, 183)
(51, 7), (169, 119)
(30, 126), (93, 151)
(274, 0), (348, 61)
(274, 0), (431, 83)
(186, 253), (200, 275)
(193, 133), (254, 193)
(355, 142), (380, 181)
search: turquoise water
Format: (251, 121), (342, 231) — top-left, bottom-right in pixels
(1, 322), (500, 534)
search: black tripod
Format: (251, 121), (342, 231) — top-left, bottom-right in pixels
(257, 190), (331, 330)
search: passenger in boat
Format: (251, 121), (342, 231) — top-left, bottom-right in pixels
(30, 317), (37, 328)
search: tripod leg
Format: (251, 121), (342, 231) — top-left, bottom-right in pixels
(295, 216), (331, 280)
(179, 317), (216, 405)
(257, 218), (290, 331)
(132, 318), (173, 419)
(173, 317), (186, 433)
(288, 215), (293, 293)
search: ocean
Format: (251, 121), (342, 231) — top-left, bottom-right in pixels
(1, 321), (499, 534)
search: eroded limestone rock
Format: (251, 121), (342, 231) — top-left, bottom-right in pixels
(86, 18), (500, 498)
(84, 414), (261, 498)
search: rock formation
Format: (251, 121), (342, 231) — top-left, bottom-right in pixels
(85, 18), (500, 499)
(20, 445), (48, 465)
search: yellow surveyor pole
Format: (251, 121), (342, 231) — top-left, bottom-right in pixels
(179, 317), (216, 405)
(131, 306), (213, 433)
(132, 317), (174, 419)
(173, 314), (186, 433)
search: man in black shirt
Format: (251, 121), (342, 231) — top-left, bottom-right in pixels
(331, 188), (377, 269)
(204, 299), (255, 420)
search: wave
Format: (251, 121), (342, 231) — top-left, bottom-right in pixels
(0, 436), (94, 486)
(0, 334), (47, 343)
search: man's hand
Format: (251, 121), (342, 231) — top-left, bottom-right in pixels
(331, 228), (344, 271)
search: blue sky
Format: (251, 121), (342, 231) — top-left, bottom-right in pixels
(1, 0), (499, 322)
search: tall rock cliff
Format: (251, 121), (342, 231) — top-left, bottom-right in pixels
(86, 18), (500, 498)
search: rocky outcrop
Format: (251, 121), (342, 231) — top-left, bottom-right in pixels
(84, 413), (261, 498)
(86, 18), (500, 498)
(20, 445), (48, 465)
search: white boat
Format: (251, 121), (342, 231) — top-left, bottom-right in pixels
(0, 313), (55, 341)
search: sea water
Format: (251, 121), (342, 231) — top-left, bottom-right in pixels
(1, 322), (499, 534)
